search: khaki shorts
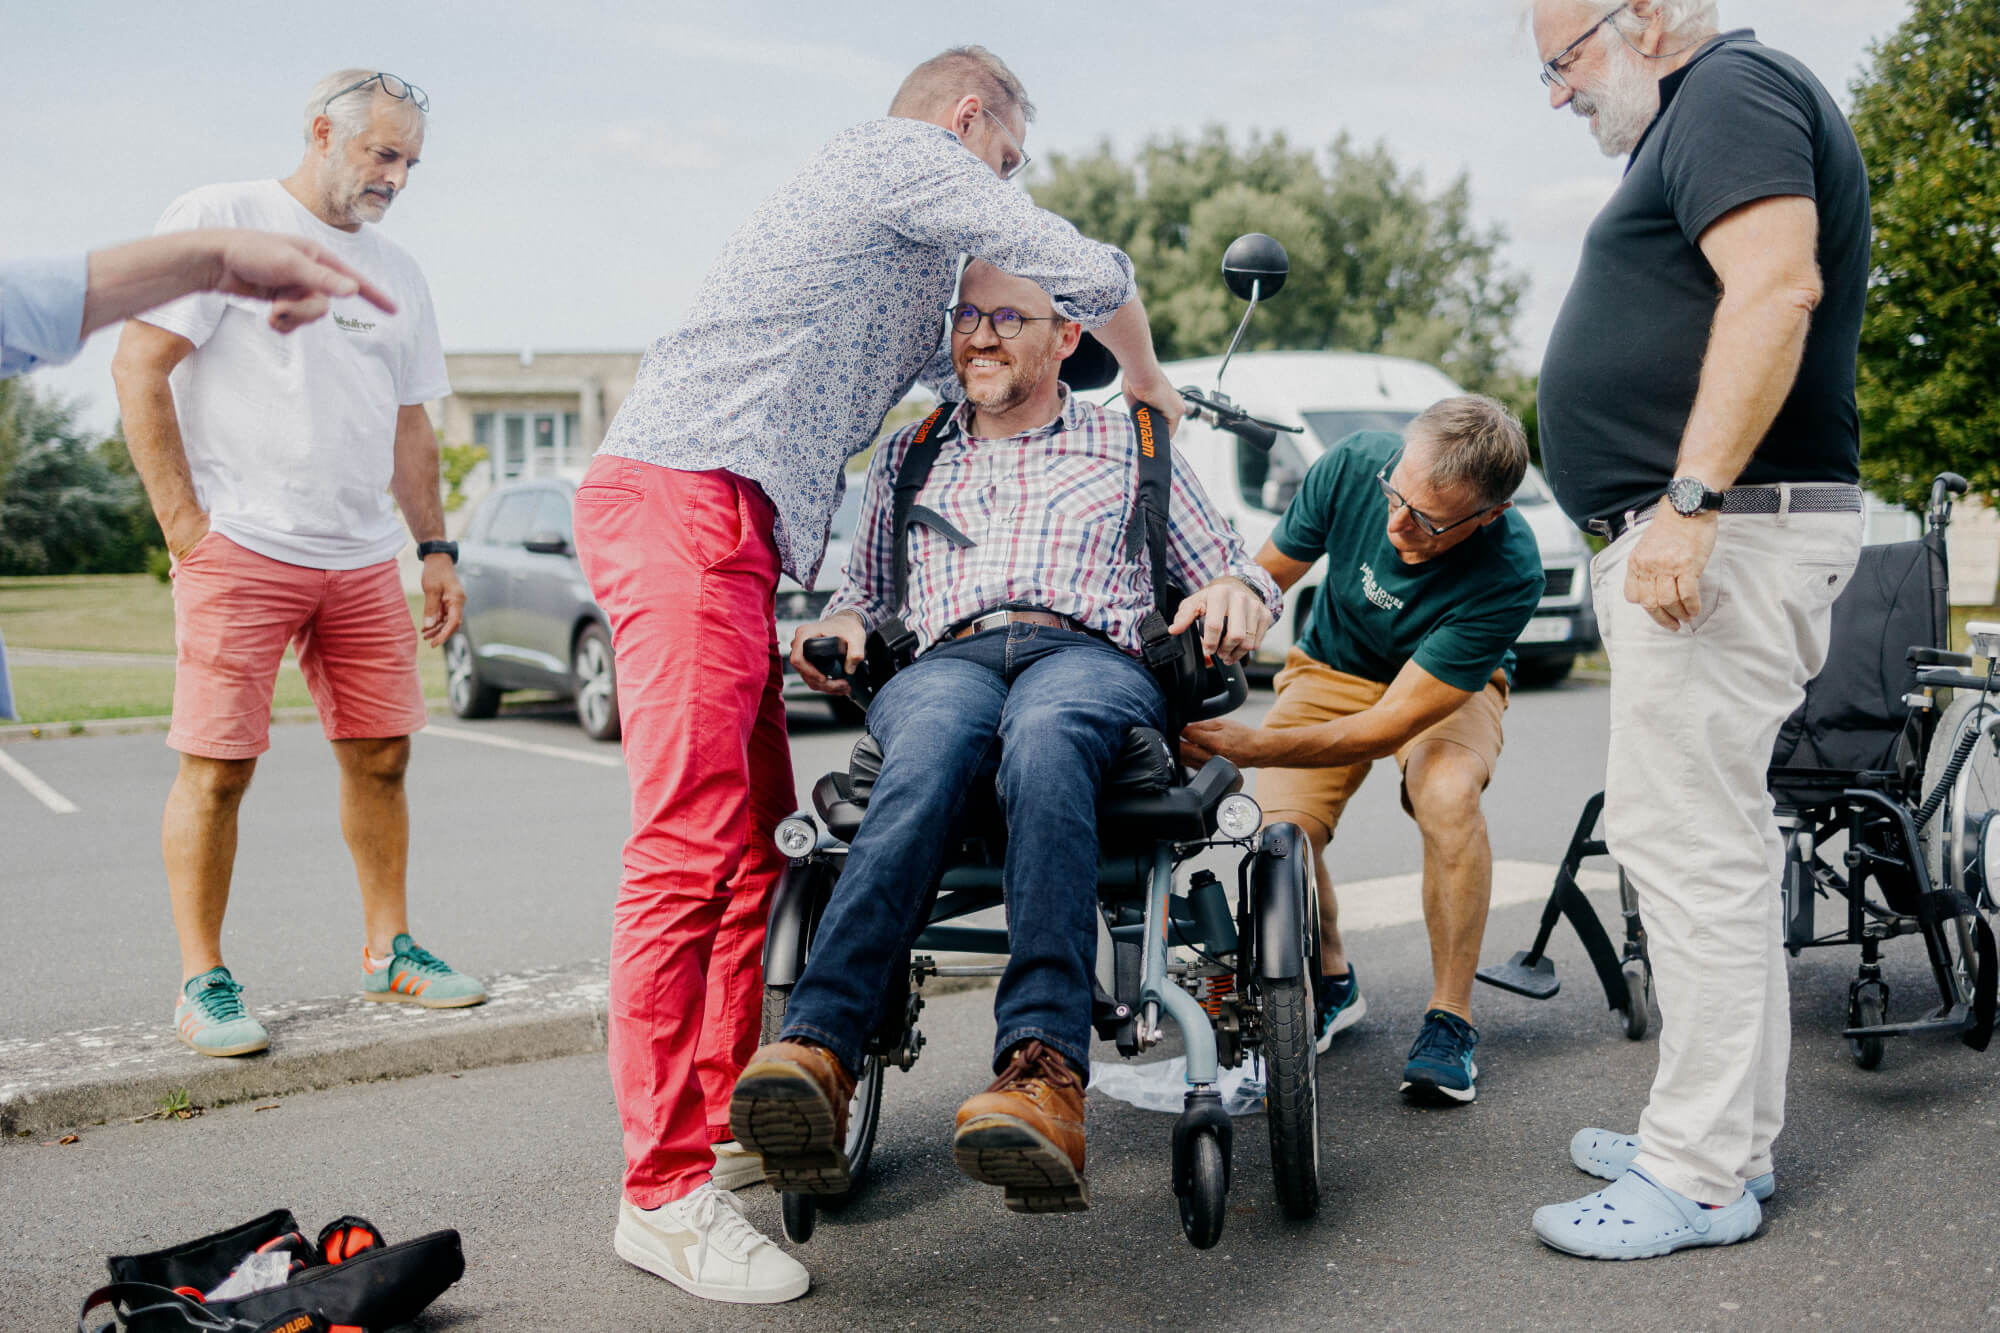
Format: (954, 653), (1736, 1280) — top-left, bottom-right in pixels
(1253, 646), (1508, 844)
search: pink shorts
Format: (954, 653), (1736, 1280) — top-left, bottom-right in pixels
(168, 531), (428, 759)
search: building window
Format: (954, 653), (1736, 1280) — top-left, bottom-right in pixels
(484, 411), (578, 480)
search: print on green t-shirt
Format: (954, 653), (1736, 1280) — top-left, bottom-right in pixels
(1269, 432), (1545, 692)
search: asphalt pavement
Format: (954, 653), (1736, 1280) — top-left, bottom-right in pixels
(6, 896), (1996, 1332)
(1, 681), (1609, 1042)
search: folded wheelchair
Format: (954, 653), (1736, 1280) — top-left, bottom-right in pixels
(757, 235), (1321, 1251)
(1480, 473), (1999, 1067)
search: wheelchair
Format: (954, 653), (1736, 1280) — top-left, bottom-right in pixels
(756, 235), (1321, 1252)
(761, 637), (1320, 1251)
(1480, 472), (1999, 1068)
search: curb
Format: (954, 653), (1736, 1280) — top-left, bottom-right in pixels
(0, 958), (996, 1139)
(0, 702), (456, 745)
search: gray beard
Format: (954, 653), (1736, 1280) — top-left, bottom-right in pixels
(1574, 50), (1661, 157)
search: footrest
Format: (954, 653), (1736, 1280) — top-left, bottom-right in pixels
(1476, 952), (1560, 1000)
(1841, 1005), (1969, 1040)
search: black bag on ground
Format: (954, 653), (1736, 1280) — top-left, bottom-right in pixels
(82, 1209), (463, 1333)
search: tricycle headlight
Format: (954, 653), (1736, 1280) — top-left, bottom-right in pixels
(774, 815), (818, 859)
(1216, 793), (1262, 840)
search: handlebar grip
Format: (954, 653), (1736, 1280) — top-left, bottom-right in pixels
(1199, 662), (1251, 717)
(803, 636), (848, 681)
(1942, 472), (1970, 496)
(1227, 419), (1276, 452)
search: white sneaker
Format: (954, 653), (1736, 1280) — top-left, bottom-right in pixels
(711, 1139), (765, 1192)
(614, 1184), (809, 1304)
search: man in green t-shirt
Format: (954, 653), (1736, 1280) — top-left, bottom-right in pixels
(1183, 395), (1543, 1105)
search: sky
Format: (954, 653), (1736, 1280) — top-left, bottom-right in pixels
(5, 0), (1915, 434)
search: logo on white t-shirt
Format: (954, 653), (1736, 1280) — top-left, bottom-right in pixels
(1358, 561), (1405, 612)
(333, 314), (378, 334)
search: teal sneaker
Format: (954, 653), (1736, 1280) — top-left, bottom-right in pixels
(1400, 1009), (1479, 1105)
(1315, 967), (1367, 1053)
(361, 934), (487, 1008)
(175, 967), (270, 1058)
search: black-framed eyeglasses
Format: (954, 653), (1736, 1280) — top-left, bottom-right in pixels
(982, 108), (1031, 181)
(1376, 451), (1494, 537)
(1540, 3), (1626, 89)
(323, 71), (430, 116)
(947, 303), (1063, 340)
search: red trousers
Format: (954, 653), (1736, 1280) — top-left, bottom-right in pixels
(573, 456), (793, 1207)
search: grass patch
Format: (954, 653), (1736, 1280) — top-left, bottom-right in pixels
(0, 575), (180, 655)
(2, 575), (449, 722)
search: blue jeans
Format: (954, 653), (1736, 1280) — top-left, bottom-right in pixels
(780, 625), (1166, 1077)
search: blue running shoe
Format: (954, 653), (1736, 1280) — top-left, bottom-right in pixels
(1315, 968), (1367, 1053)
(1400, 1009), (1478, 1105)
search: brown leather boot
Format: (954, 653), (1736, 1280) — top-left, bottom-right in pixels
(728, 1040), (857, 1195)
(952, 1039), (1089, 1213)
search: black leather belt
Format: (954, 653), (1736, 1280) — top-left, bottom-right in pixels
(1587, 484), (1863, 543)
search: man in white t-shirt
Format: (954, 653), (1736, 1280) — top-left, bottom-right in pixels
(112, 68), (485, 1059)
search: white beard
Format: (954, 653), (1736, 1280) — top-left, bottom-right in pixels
(1572, 45), (1661, 157)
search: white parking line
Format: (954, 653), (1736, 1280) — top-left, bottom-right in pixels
(0, 748), (80, 814)
(424, 724), (624, 769)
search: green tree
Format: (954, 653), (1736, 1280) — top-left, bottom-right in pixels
(0, 383), (156, 576)
(1031, 129), (1526, 393)
(1850, 0), (2000, 511)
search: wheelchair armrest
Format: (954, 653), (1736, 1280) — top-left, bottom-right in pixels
(1916, 665), (1998, 692)
(1183, 754), (1244, 810)
(1910, 646), (1974, 669)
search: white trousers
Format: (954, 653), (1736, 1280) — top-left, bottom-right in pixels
(1592, 507), (1862, 1204)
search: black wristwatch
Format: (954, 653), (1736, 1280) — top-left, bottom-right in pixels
(416, 539), (459, 563)
(1664, 477), (1725, 518)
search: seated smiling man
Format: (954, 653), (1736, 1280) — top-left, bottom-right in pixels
(1183, 398), (1542, 1105)
(728, 259), (1280, 1212)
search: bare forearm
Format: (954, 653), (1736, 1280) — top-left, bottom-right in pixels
(1675, 291), (1815, 490)
(1091, 292), (1166, 389)
(81, 235), (221, 339)
(113, 368), (202, 532)
(1260, 713), (1405, 770)
(392, 420), (446, 541)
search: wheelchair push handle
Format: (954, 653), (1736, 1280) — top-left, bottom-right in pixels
(803, 636), (849, 682)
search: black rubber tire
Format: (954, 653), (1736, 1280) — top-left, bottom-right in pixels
(1620, 959), (1651, 1042)
(1257, 840), (1320, 1219)
(1848, 984), (1886, 1071)
(760, 983), (885, 1207)
(571, 622), (621, 742)
(781, 1190), (816, 1244)
(1179, 1131), (1228, 1250)
(1262, 975), (1320, 1219)
(444, 631), (500, 719)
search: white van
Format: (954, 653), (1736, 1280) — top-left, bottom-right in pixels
(1100, 350), (1600, 685)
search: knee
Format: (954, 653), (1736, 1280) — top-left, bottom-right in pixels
(178, 755), (256, 805)
(339, 737), (411, 785)
(1404, 747), (1487, 841)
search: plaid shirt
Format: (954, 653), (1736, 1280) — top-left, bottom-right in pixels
(826, 393), (1282, 655)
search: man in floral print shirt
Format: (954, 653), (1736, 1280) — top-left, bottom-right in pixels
(575, 47), (1185, 1305)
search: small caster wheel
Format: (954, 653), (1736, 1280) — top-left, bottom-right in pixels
(1619, 957), (1652, 1041)
(1847, 980), (1887, 1071)
(1178, 1131), (1227, 1250)
(781, 1191), (817, 1244)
